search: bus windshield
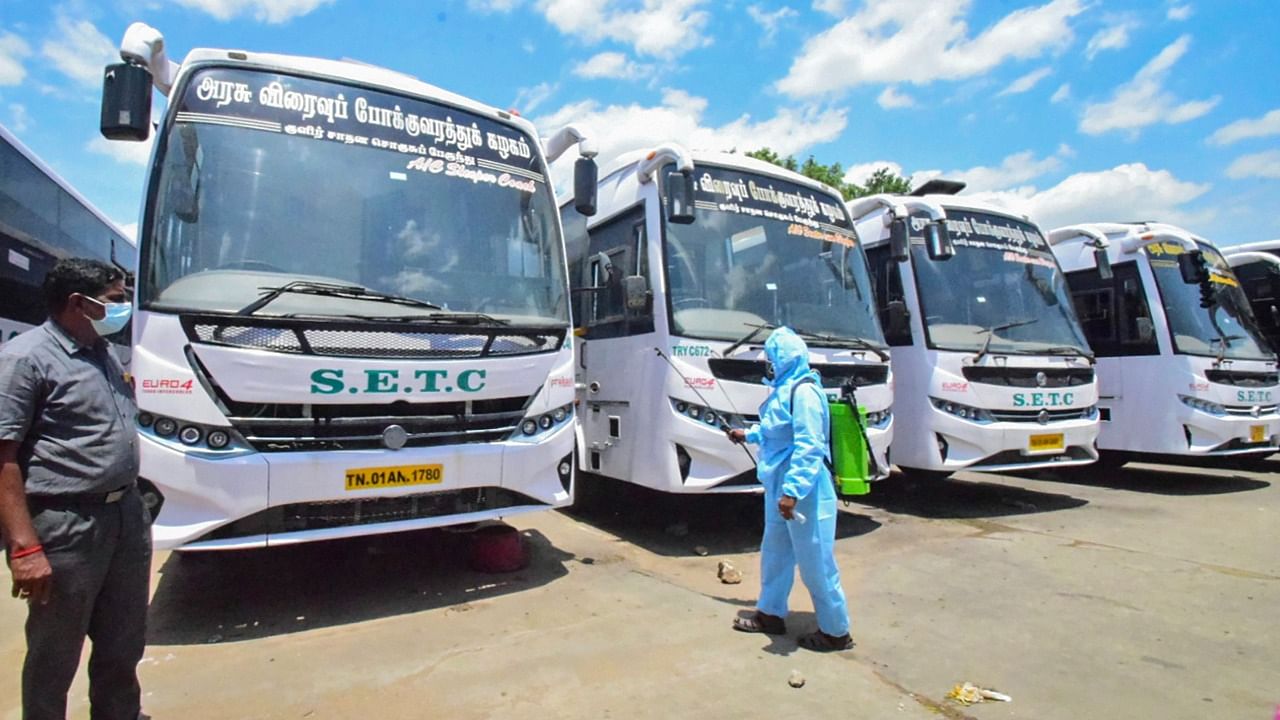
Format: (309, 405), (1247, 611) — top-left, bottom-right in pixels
(1147, 242), (1272, 360)
(913, 209), (1089, 355)
(142, 67), (566, 325)
(662, 164), (885, 350)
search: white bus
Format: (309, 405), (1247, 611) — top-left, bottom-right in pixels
(1049, 223), (1279, 463)
(561, 145), (893, 494)
(853, 185), (1100, 478)
(0, 123), (135, 353)
(1222, 240), (1280, 356)
(99, 23), (598, 550)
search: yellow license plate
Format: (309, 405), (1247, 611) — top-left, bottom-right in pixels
(1028, 433), (1065, 453)
(1250, 425), (1266, 443)
(345, 464), (443, 491)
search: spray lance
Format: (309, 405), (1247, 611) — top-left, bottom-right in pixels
(652, 347), (756, 467)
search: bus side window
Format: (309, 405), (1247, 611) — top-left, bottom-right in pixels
(866, 245), (911, 346)
(1066, 262), (1157, 356)
(584, 205), (653, 339)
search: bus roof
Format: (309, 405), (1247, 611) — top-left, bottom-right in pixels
(1222, 239), (1280, 255)
(594, 146), (848, 201)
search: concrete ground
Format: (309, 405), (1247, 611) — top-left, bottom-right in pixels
(3, 457), (1278, 719)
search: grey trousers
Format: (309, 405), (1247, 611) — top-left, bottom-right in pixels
(20, 487), (151, 720)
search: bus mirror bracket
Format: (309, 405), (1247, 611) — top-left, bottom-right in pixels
(924, 220), (954, 261)
(666, 171), (696, 225)
(574, 157), (598, 217)
(1091, 242), (1113, 280)
(100, 62), (152, 141)
(889, 218), (909, 261)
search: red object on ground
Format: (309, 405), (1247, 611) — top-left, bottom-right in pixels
(467, 524), (528, 573)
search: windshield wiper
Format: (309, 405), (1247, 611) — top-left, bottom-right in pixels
(971, 318), (1039, 363)
(1210, 334), (1244, 364)
(281, 312), (509, 326)
(238, 281), (443, 316)
(1041, 345), (1096, 364)
(721, 323), (774, 358)
(790, 326), (890, 362)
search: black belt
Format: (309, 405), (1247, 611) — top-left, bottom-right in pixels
(27, 485), (134, 508)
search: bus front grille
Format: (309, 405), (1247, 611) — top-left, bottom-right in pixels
(224, 396), (533, 452)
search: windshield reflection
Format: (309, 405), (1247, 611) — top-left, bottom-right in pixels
(142, 67), (567, 325)
(1148, 243), (1272, 360)
(662, 165), (885, 349)
(913, 209), (1090, 354)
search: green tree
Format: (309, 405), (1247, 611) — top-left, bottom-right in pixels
(746, 147), (913, 200)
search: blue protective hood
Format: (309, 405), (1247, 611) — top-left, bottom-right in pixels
(764, 327), (816, 388)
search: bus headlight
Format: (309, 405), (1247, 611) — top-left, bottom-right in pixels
(1178, 395), (1226, 416)
(512, 404), (574, 441)
(153, 417), (178, 437)
(178, 426), (203, 445)
(206, 430), (232, 449)
(930, 397), (995, 424)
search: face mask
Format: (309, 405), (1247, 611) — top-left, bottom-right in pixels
(83, 297), (133, 336)
(763, 360), (775, 381)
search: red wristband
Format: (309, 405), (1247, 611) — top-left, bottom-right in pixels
(9, 544), (43, 560)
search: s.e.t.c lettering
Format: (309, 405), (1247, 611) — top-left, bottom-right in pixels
(310, 368), (488, 395)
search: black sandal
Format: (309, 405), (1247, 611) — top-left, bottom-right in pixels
(797, 630), (854, 652)
(732, 611), (787, 635)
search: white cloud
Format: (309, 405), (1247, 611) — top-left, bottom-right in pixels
(534, 89), (846, 188)
(1084, 20), (1135, 60)
(521, 40), (537, 54)
(951, 148), (1066, 193)
(777, 0), (1085, 97)
(998, 66), (1052, 96)
(1080, 35), (1220, 137)
(1050, 82), (1071, 104)
(747, 4), (797, 44)
(1208, 109), (1280, 146)
(87, 134), (155, 166)
(535, 0), (710, 58)
(0, 33), (32, 86)
(1226, 150), (1280, 180)
(877, 86), (915, 109)
(8, 103), (30, 132)
(1167, 4), (1192, 21)
(843, 161), (903, 186)
(512, 82), (557, 115)
(467, 0), (522, 12)
(970, 163), (1211, 230)
(40, 16), (119, 88)
(572, 51), (651, 81)
(813, 0), (846, 15)
(171, 0), (335, 23)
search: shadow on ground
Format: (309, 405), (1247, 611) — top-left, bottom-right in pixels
(1034, 461), (1272, 496)
(147, 526), (573, 646)
(855, 471), (1089, 519)
(566, 474), (882, 558)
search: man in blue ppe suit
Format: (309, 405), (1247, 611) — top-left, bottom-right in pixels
(727, 327), (853, 651)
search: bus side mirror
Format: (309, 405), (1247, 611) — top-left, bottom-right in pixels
(1178, 250), (1206, 284)
(889, 218), (909, 262)
(1094, 246), (1113, 280)
(624, 275), (648, 310)
(100, 62), (152, 141)
(573, 157), (598, 217)
(924, 221), (954, 261)
(1136, 317), (1154, 343)
(666, 170), (696, 225)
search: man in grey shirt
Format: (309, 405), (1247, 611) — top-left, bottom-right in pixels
(0, 258), (150, 720)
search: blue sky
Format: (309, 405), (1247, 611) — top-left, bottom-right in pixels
(1, 0), (1278, 245)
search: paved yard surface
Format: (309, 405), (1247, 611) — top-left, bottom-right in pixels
(3, 457), (1278, 719)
